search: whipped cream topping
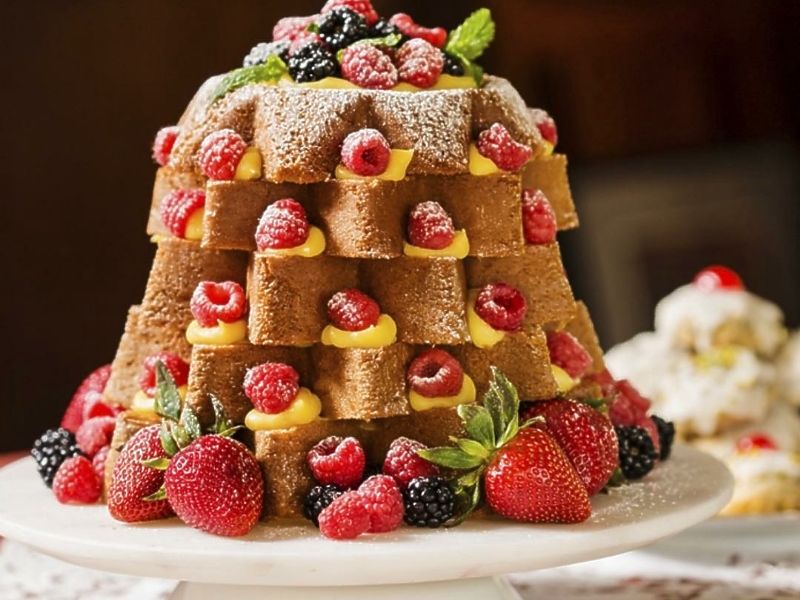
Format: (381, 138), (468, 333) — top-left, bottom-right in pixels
(654, 285), (786, 357)
(777, 331), (800, 406)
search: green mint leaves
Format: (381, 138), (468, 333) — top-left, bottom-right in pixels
(211, 55), (288, 102)
(335, 33), (403, 62)
(445, 8), (495, 85)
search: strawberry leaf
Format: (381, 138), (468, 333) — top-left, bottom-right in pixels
(484, 367), (519, 443)
(418, 446), (484, 470)
(336, 33), (402, 62)
(141, 457), (170, 471)
(209, 394), (236, 435)
(455, 438), (490, 460)
(458, 404), (495, 449)
(180, 405), (202, 441)
(159, 421), (179, 457)
(154, 361), (181, 422)
(143, 486), (167, 502)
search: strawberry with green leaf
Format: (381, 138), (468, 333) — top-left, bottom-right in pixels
(420, 367), (591, 524)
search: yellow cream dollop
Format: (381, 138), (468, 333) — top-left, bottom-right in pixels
(186, 319), (247, 346)
(466, 290), (505, 349)
(321, 314), (397, 349)
(184, 208), (205, 241)
(539, 140), (555, 158)
(468, 143), (501, 176)
(409, 375), (477, 411)
(258, 226), (326, 258)
(551, 364), (577, 394)
(295, 74), (475, 92)
(335, 149), (414, 182)
(403, 230), (470, 259)
(130, 385), (187, 417)
(244, 388), (322, 431)
(234, 146), (262, 180)
(692, 345), (741, 371)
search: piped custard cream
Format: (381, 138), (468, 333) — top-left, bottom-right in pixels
(335, 149), (415, 182)
(245, 388), (322, 431)
(409, 375), (477, 411)
(466, 290), (505, 349)
(404, 230), (470, 259)
(290, 74), (476, 92)
(186, 319), (247, 346)
(234, 146), (262, 180)
(321, 314), (397, 349)
(184, 209), (205, 241)
(258, 226), (326, 258)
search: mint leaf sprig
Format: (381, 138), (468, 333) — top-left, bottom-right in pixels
(336, 33), (403, 62)
(211, 54), (288, 102)
(444, 8), (496, 86)
(418, 367), (542, 524)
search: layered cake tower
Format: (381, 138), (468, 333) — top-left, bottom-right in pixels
(33, 3), (674, 539)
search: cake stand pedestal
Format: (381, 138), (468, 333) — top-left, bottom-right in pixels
(0, 446), (732, 600)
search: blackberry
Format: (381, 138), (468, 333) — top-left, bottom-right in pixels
(287, 42), (340, 83)
(652, 415), (675, 460)
(243, 41), (290, 67)
(615, 426), (657, 480)
(442, 52), (465, 76)
(369, 19), (401, 39)
(31, 428), (83, 488)
(403, 476), (455, 528)
(303, 484), (343, 526)
(317, 7), (368, 51)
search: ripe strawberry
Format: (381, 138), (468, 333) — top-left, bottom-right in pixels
(340, 129), (391, 176)
(327, 289), (381, 331)
(138, 353), (189, 397)
(522, 399), (618, 496)
(318, 490), (370, 540)
(406, 349), (463, 397)
(108, 425), (174, 523)
(53, 456), (102, 504)
(484, 427), (590, 523)
(476, 123), (533, 172)
(546, 330), (593, 379)
(255, 198), (311, 251)
(307, 436), (366, 488)
(358, 475), (404, 533)
(198, 129), (248, 181)
(389, 13), (447, 48)
(382, 437), (439, 489)
(243, 362), (300, 414)
(75, 416), (116, 458)
(190, 280), (247, 327)
(160, 188), (205, 238)
(152, 125), (179, 166)
(165, 435), (264, 537)
(693, 265), (744, 292)
(521, 188), (557, 245)
(407, 201), (455, 250)
(474, 283), (527, 332)
(395, 38), (444, 88)
(61, 364), (111, 433)
(340, 45), (398, 90)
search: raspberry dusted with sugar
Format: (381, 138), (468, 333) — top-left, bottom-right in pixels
(160, 189), (205, 238)
(53, 456), (101, 505)
(546, 331), (593, 379)
(382, 437), (439, 489)
(323, 0), (379, 26)
(340, 45), (398, 90)
(474, 283), (527, 332)
(273, 15), (319, 42)
(199, 129), (248, 181)
(358, 475), (404, 533)
(327, 289), (381, 331)
(407, 201), (455, 250)
(318, 490), (370, 540)
(61, 364), (111, 433)
(693, 265), (744, 292)
(531, 108), (558, 147)
(138, 352), (189, 397)
(521, 189), (557, 245)
(92, 445), (110, 483)
(190, 281), (247, 327)
(477, 123), (533, 172)
(389, 13), (447, 48)
(255, 198), (310, 251)
(76, 416), (116, 458)
(406, 349), (464, 397)
(395, 38), (444, 88)
(307, 436), (366, 488)
(341, 129), (391, 176)
(243, 362), (300, 414)
(152, 125), (179, 166)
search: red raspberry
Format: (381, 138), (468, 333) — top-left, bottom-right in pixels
(477, 123), (533, 172)
(307, 436), (366, 488)
(637, 415), (661, 456)
(152, 125), (179, 166)
(160, 188), (205, 238)
(521, 189), (557, 245)
(81, 393), (122, 421)
(61, 364), (111, 433)
(382, 437), (439, 489)
(190, 280), (247, 327)
(358, 475), (404, 533)
(407, 201), (455, 249)
(138, 352), (189, 397)
(546, 330), (593, 379)
(389, 13), (447, 48)
(243, 362), (300, 414)
(395, 38), (444, 88)
(406, 349), (463, 397)
(273, 15), (319, 42)
(318, 490), (370, 540)
(341, 129), (391, 176)
(340, 45), (398, 90)
(323, 0), (379, 25)
(76, 416), (116, 457)
(53, 456), (101, 504)
(327, 289), (381, 331)
(474, 283), (527, 332)
(693, 265), (744, 292)
(255, 198), (310, 251)
(737, 433), (778, 453)
(92, 445), (110, 484)
(531, 108), (558, 146)
(198, 129), (248, 181)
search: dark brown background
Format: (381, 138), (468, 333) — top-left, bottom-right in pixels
(2, 0), (799, 451)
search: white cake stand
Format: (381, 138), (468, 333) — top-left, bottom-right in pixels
(0, 446), (732, 600)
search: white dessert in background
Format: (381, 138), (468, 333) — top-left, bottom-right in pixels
(606, 265), (799, 515)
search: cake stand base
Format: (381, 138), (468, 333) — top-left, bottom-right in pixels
(171, 577), (521, 600)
